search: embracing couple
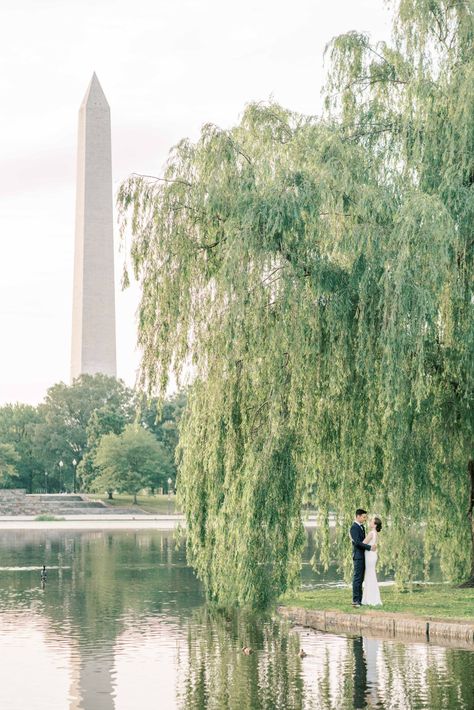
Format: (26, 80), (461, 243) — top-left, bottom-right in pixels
(350, 508), (382, 607)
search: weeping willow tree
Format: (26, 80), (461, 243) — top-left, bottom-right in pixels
(118, 0), (474, 606)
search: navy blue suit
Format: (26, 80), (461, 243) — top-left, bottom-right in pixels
(350, 522), (372, 604)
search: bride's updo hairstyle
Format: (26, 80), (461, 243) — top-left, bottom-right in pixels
(374, 517), (382, 532)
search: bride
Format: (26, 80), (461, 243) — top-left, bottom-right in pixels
(362, 516), (383, 606)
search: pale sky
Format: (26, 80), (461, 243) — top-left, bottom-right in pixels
(0, 0), (391, 406)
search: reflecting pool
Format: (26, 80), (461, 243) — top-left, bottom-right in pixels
(0, 529), (472, 709)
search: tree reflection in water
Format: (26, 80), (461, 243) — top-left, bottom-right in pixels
(179, 611), (474, 710)
(179, 607), (305, 710)
(0, 530), (473, 710)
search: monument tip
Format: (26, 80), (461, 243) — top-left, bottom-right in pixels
(80, 72), (109, 109)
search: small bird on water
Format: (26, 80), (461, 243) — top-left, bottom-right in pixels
(298, 649), (307, 658)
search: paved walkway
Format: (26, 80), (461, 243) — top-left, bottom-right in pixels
(0, 513), (320, 530)
(0, 514), (185, 530)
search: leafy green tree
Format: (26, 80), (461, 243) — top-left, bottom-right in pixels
(79, 395), (136, 494)
(139, 390), (187, 480)
(93, 424), (172, 503)
(0, 404), (42, 492)
(0, 443), (20, 486)
(34, 374), (134, 492)
(118, 0), (474, 606)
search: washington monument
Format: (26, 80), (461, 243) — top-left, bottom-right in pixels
(71, 73), (117, 380)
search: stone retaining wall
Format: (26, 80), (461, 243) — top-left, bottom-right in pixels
(0, 489), (31, 515)
(0, 489), (142, 516)
(278, 606), (474, 650)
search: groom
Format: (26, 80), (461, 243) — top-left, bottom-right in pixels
(350, 508), (376, 607)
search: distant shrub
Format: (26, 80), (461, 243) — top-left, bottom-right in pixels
(35, 514), (65, 521)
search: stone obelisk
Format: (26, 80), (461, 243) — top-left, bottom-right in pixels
(71, 73), (116, 380)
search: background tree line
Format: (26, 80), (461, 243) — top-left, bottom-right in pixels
(0, 374), (186, 498)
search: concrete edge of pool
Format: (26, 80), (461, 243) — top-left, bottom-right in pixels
(0, 516), (320, 530)
(0, 515), (185, 530)
(278, 606), (474, 650)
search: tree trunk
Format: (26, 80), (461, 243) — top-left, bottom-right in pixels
(133, 492), (138, 505)
(459, 459), (474, 588)
(107, 489), (113, 500)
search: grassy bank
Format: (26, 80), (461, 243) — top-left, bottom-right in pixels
(87, 493), (179, 515)
(281, 584), (474, 621)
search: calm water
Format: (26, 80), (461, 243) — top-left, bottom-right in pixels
(0, 529), (472, 710)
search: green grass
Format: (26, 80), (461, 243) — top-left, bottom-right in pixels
(86, 493), (180, 514)
(280, 584), (474, 621)
(35, 514), (65, 521)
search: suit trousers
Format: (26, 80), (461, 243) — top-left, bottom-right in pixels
(352, 557), (365, 604)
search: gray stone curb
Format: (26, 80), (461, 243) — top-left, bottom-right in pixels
(278, 606), (474, 650)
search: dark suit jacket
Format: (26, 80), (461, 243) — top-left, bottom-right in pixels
(350, 522), (372, 560)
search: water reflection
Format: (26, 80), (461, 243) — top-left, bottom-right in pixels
(178, 607), (305, 709)
(181, 612), (474, 709)
(0, 530), (202, 710)
(363, 637), (379, 707)
(353, 636), (367, 709)
(0, 530), (472, 709)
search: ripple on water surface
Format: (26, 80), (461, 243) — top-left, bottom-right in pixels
(0, 529), (472, 709)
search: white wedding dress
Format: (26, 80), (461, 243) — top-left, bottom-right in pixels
(362, 530), (382, 606)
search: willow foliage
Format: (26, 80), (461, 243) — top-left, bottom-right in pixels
(119, 0), (474, 606)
